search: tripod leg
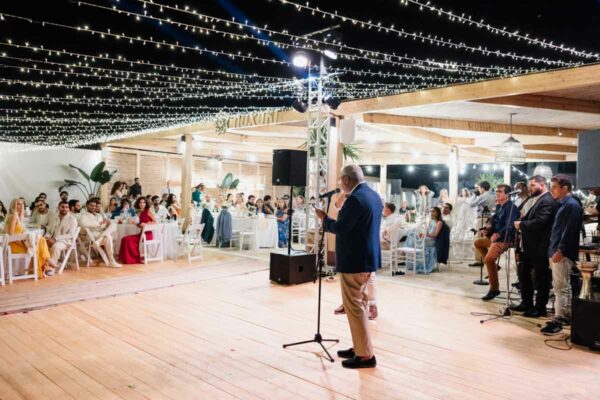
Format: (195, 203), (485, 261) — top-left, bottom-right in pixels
(319, 342), (335, 363)
(283, 339), (317, 348)
(321, 339), (340, 343)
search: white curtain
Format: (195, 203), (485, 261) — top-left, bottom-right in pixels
(0, 148), (101, 209)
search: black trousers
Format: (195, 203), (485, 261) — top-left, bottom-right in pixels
(517, 251), (551, 311)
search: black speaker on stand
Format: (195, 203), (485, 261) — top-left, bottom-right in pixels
(269, 150), (316, 284)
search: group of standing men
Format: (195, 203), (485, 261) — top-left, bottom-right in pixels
(470, 174), (583, 336)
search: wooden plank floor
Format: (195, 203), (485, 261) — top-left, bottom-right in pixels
(0, 256), (598, 399)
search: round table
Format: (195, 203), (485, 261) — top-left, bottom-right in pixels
(112, 222), (179, 260)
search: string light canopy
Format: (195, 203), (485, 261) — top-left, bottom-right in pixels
(0, 0), (597, 149)
(495, 113), (526, 165)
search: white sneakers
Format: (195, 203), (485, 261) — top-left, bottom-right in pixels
(108, 262), (122, 269)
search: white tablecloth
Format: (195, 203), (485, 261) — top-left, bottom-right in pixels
(112, 222), (179, 260)
(232, 216), (278, 250)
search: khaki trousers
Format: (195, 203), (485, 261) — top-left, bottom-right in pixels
(49, 242), (68, 265)
(474, 237), (509, 291)
(340, 272), (374, 358)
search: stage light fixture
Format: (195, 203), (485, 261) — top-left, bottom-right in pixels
(292, 51), (310, 68)
(291, 98), (309, 113)
(324, 95), (341, 110)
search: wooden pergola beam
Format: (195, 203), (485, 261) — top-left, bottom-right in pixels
(364, 113), (578, 138)
(523, 144), (578, 153)
(463, 146), (567, 161)
(336, 63), (600, 116)
(473, 94), (600, 114)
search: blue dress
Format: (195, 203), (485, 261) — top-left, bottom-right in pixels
(276, 209), (289, 247)
(406, 220), (438, 274)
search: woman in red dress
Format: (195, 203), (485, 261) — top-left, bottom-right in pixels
(119, 197), (156, 264)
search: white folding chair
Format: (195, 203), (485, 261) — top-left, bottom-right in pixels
(79, 227), (109, 267)
(292, 217), (306, 244)
(396, 227), (426, 275)
(381, 229), (401, 272)
(141, 224), (164, 264)
(178, 223), (204, 262)
(6, 234), (38, 284)
(239, 230), (256, 251)
(57, 227), (81, 274)
(0, 234), (6, 286)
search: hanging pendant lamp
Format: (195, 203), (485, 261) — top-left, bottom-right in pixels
(495, 113), (526, 165)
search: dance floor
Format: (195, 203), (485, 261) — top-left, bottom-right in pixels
(0, 252), (598, 400)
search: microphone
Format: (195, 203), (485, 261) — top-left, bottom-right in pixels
(507, 189), (522, 196)
(319, 188), (341, 199)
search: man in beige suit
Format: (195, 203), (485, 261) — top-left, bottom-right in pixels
(79, 199), (121, 268)
(45, 201), (78, 269)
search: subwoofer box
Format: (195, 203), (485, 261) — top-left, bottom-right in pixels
(571, 297), (600, 348)
(269, 253), (316, 285)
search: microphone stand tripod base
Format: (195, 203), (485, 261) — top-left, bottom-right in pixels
(473, 279), (489, 286)
(283, 334), (340, 363)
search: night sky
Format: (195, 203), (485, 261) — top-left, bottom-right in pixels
(0, 0), (599, 146)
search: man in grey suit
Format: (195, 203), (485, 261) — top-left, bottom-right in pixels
(315, 165), (382, 369)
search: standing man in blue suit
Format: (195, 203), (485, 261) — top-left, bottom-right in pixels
(315, 165), (382, 369)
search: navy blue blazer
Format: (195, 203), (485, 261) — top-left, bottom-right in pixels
(323, 183), (383, 273)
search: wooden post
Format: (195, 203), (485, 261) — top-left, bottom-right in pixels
(448, 146), (459, 202)
(135, 151), (141, 179)
(379, 163), (387, 199)
(503, 163), (511, 185)
(181, 134), (194, 232)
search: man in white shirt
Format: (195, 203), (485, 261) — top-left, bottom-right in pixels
(30, 199), (52, 229)
(151, 195), (169, 220)
(79, 199), (121, 268)
(381, 203), (405, 250)
(45, 201), (78, 269)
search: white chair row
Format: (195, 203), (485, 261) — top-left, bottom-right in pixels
(0, 228), (80, 285)
(176, 223), (204, 263)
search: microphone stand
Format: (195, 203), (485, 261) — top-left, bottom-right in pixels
(473, 206), (490, 286)
(474, 194), (525, 324)
(283, 194), (339, 362)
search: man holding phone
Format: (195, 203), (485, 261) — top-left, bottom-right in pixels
(315, 164), (382, 369)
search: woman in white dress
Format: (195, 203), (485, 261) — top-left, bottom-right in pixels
(414, 185), (434, 219)
(451, 188), (477, 242)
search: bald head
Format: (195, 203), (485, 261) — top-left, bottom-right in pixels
(339, 164), (365, 193)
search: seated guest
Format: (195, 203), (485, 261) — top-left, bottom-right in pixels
(151, 195), (169, 220)
(79, 199), (121, 268)
(275, 199), (289, 247)
(68, 199), (82, 224)
(110, 181), (123, 201)
(234, 193), (246, 212)
(406, 207), (444, 274)
(119, 197), (156, 264)
(4, 198), (57, 277)
(160, 193), (169, 206)
(225, 193), (234, 206)
(59, 191), (69, 203)
(215, 194), (225, 210)
(442, 203), (454, 229)
(0, 200), (8, 222)
(203, 194), (216, 212)
(296, 195), (306, 209)
(255, 198), (266, 214)
(30, 199), (52, 229)
(112, 199), (136, 219)
(45, 201), (78, 271)
(474, 184), (520, 301)
(104, 198), (118, 216)
(192, 184), (203, 206)
(381, 202), (402, 250)
(246, 195), (256, 209)
(541, 175), (583, 335)
(166, 194), (181, 220)
(30, 192), (47, 212)
(263, 195), (275, 215)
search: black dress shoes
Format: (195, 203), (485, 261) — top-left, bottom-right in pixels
(341, 356), (377, 369)
(523, 309), (547, 318)
(481, 290), (501, 301)
(468, 262), (483, 267)
(337, 348), (355, 359)
(509, 303), (532, 313)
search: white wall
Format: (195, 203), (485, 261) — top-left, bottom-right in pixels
(0, 148), (101, 209)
